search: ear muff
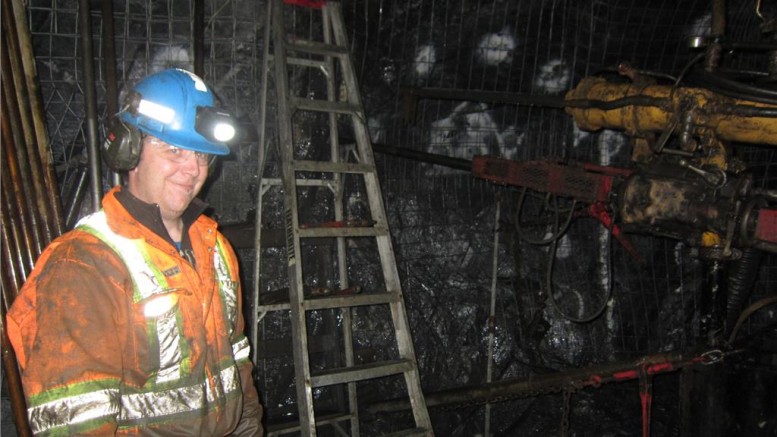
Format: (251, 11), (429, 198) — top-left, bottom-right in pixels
(102, 119), (143, 172)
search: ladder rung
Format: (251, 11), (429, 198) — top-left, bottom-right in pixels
(303, 290), (398, 311)
(292, 97), (360, 114)
(256, 302), (291, 313)
(294, 159), (375, 174)
(286, 38), (349, 57)
(311, 359), (416, 387)
(266, 412), (355, 436)
(262, 177), (339, 188)
(267, 54), (329, 69)
(298, 226), (388, 238)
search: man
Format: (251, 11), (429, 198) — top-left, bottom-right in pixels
(7, 68), (263, 435)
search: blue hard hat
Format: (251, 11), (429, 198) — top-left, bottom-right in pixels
(120, 68), (233, 156)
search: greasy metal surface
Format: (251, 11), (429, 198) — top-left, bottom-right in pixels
(565, 77), (777, 146)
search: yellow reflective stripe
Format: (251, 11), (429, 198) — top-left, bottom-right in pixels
(29, 389), (120, 435)
(76, 211), (170, 301)
(119, 364), (240, 422)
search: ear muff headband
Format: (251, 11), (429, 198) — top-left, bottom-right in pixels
(102, 118), (143, 172)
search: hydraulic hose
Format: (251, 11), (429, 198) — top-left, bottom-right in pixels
(724, 248), (763, 337)
(688, 67), (777, 105)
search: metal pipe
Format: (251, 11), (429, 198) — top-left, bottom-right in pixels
(101, 0), (122, 187)
(2, 61), (44, 261)
(65, 164), (90, 228)
(11, 0), (65, 236)
(400, 86), (566, 121)
(1, 138), (36, 275)
(2, 9), (51, 250)
(1, 317), (31, 436)
(1, 177), (30, 288)
(193, 0), (204, 76)
(371, 142), (471, 171)
(705, 0), (725, 71)
(483, 200), (500, 437)
(0, 186), (32, 437)
(366, 350), (709, 414)
(78, 0), (103, 211)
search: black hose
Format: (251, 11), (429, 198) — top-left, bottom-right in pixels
(688, 67), (777, 105)
(723, 248), (763, 337)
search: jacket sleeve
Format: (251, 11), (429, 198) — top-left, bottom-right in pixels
(7, 236), (130, 436)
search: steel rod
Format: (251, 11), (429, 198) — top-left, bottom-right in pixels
(78, 0), (103, 210)
(11, 0), (64, 236)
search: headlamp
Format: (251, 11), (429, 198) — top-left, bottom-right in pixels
(195, 106), (237, 143)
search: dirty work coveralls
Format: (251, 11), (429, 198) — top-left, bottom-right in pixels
(7, 186), (263, 436)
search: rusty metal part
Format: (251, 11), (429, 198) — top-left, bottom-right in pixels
(366, 350), (711, 414)
(565, 77), (777, 149)
(2, 0), (66, 433)
(615, 161), (753, 257)
(2, 53), (45, 261)
(8, 0), (64, 236)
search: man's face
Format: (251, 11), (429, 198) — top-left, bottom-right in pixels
(127, 136), (210, 222)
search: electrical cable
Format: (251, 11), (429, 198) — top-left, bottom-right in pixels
(545, 210), (614, 323)
(688, 66), (777, 105)
(514, 188), (575, 245)
(727, 295), (777, 345)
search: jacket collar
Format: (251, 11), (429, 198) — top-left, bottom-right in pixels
(104, 186), (211, 251)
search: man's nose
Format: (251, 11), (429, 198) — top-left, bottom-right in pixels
(179, 152), (204, 175)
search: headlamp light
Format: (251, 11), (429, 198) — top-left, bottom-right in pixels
(195, 106), (237, 143)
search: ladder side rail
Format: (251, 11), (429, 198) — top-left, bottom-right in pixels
(271, 0), (317, 434)
(321, 4), (361, 436)
(328, 3), (434, 431)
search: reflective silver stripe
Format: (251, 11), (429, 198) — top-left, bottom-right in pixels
(120, 365), (240, 421)
(29, 389), (120, 434)
(213, 239), (238, 336)
(155, 311), (183, 383)
(232, 336), (250, 362)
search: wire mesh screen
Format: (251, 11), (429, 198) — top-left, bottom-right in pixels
(20, 0), (777, 435)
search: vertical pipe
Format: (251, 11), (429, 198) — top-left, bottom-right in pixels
(2, 9), (49, 252)
(65, 165), (90, 228)
(11, 0), (65, 236)
(1, 59), (44, 260)
(193, 0), (205, 76)
(483, 201), (500, 437)
(78, 0), (103, 211)
(101, 0), (122, 187)
(705, 0), (725, 71)
(0, 176), (32, 437)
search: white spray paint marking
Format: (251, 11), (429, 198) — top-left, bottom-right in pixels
(596, 129), (627, 166)
(414, 44), (437, 78)
(534, 59), (571, 93)
(556, 234), (572, 259)
(427, 102), (510, 174)
(686, 13), (711, 38)
(572, 123), (591, 148)
(149, 45), (192, 73)
(475, 28), (516, 66)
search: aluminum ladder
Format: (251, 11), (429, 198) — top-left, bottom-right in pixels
(251, 0), (433, 435)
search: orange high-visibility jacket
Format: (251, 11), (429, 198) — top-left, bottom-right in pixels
(7, 187), (263, 436)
